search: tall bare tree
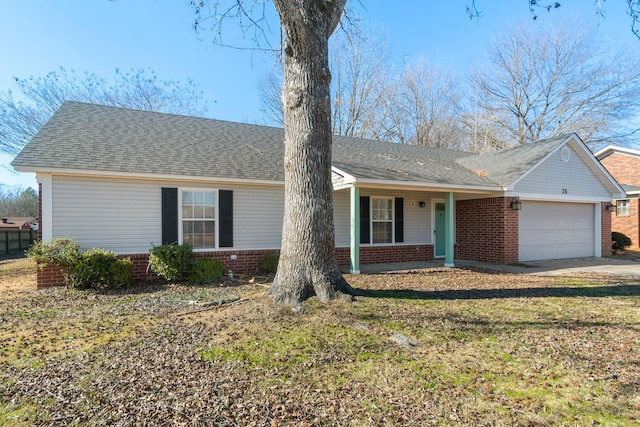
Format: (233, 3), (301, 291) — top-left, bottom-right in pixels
(0, 68), (206, 156)
(193, 0), (355, 310)
(469, 20), (640, 147)
(386, 61), (464, 148)
(259, 24), (393, 140)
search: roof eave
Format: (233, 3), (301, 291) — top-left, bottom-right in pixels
(17, 166), (285, 187)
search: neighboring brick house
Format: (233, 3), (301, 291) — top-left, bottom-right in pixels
(595, 146), (640, 247)
(12, 102), (623, 287)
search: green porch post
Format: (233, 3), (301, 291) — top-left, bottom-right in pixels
(350, 186), (360, 274)
(445, 191), (455, 267)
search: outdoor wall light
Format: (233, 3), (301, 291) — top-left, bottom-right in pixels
(510, 197), (522, 211)
(419, 201), (426, 208)
(606, 203), (616, 213)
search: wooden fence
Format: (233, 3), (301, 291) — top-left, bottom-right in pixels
(1, 230), (37, 255)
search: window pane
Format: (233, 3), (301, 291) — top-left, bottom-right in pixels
(372, 222), (392, 244)
(181, 190), (216, 249)
(372, 198), (393, 220)
(182, 191), (193, 204)
(194, 192), (204, 204)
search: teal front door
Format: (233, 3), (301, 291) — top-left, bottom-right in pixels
(434, 202), (446, 257)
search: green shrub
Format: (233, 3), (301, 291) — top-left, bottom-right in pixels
(27, 238), (132, 289)
(27, 238), (80, 283)
(148, 244), (194, 281)
(70, 248), (133, 289)
(612, 231), (632, 251)
(190, 257), (224, 284)
(257, 252), (280, 274)
(27, 238), (80, 269)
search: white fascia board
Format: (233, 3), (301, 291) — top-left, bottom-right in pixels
(12, 166), (285, 187)
(568, 139), (626, 196)
(331, 166), (356, 184)
(352, 178), (503, 193)
(506, 192), (615, 203)
(594, 145), (640, 159)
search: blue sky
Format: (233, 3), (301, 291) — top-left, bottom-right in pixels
(1, 0), (637, 189)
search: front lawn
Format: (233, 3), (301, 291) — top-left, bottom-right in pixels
(1, 260), (638, 425)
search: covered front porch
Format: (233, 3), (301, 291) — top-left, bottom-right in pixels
(334, 183), (510, 274)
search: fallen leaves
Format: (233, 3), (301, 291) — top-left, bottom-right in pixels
(0, 260), (638, 425)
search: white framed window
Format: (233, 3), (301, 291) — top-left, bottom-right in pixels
(180, 189), (216, 249)
(617, 199), (631, 217)
(371, 197), (393, 244)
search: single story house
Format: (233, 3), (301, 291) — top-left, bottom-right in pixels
(595, 145), (640, 247)
(12, 102), (623, 287)
(0, 217), (38, 230)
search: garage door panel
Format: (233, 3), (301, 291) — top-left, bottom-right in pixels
(519, 202), (595, 261)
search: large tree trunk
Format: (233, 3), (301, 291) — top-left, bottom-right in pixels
(269, 0), (355, 310)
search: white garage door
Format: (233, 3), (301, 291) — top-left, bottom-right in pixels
(519, 201), (595, 261)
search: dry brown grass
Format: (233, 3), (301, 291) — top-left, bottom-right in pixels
(0, 258), (638, 425)
(0, 257), (36, 299)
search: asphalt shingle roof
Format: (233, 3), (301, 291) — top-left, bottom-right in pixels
(12, 102), (567, 189)
(456, 134), (572, 186)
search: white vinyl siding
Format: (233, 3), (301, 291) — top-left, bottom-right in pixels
(338, 189), (432, 246)
(333, 190), (351, 247)
(514, 144), (611, 199)
(232, 186), (284, 250)
(51, 175), (284, 254)
(52, 176), (161, 254)
(519, 201), (595, 261)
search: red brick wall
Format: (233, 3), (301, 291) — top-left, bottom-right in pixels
(601, 202), (613, 256)
(455, 197), (519, 264)
(335, 245), (434, 266)
(600, 153), (640, 187)
(600, 153), (640, 247)
(37, 264), (66, 288)
(36, 245), (436, 288)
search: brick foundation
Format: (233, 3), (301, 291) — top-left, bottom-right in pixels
(455, 197), (519, 264)
(336, 244), (434, 266)
(36, 245), (436, 288)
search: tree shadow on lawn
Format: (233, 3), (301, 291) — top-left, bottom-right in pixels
(354, 284), (640, 301)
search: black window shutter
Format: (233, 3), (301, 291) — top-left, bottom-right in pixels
(219, 190), (233, 247)
(161, 188), (178, 245)
(360, 196), (370, 244)
(395, 197), (404, 243)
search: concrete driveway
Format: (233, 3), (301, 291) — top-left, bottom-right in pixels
(350, 257), (640, 277)
(458, 257), (640, 277)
